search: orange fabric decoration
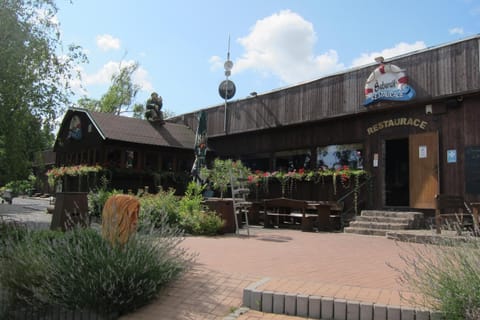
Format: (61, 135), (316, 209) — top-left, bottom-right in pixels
(101, 194), (140, 246)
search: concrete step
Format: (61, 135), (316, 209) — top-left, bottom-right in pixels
(355, 216), (413, 224)
(345, 210), (425, 237)
(360, 210), (423, 220)
(349, 221), (410, 230)
(343, 227), (389, 236)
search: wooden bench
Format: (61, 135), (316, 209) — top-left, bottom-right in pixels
(263, 197), (312, 231)
(263, 198), (343, 231)
(434, 194), (474, 234)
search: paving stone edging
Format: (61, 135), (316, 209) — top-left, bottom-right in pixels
(242, 278), (444, 320)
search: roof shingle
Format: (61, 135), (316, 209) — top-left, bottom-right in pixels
(87, 110), (195, 150)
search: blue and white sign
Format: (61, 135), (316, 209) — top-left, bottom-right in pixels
(363, 63), (416, 107)
(447, 149), (457, 163)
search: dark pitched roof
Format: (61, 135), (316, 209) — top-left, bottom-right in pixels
(76, 108), (195, 150)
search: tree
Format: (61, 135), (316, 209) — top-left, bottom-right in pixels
(79, 62), (145, 117)
(100, 62), (142, 115)
(0, 0), (86, 184)
(78, 62), (176, 119)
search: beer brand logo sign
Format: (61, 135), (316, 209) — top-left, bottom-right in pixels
(363, 63), (416, 106)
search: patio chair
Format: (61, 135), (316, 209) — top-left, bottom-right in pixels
(229, 170), (251, 236)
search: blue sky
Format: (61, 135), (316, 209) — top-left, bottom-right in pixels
(56, 0), (480, 117)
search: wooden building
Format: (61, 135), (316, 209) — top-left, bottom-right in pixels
(53, 108), (195, 193)
(172, 35), (480, 211)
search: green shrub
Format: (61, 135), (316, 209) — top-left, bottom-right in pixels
(2, 177), (35, 195)
(178, 182), (224, 235)
(87, 188), (122, 218)
(0, 219), (28, 243)
(393, 234), (480, 319)
(136, 182), (224, 236)
(0, 225), (192, 316)
(139, 188), (180, 227)
(178, 182), (204, 215)
(179, 210), (224, 236)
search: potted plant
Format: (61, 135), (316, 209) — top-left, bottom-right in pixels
(46, 165), (103, 231)
(200, 159), (250, 198)
(200, 159), (250, 233)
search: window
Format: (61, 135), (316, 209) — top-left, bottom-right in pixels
(243, 158), (270, 171)
(316, 143), (363, 170)
(162, 156), (173, 171)
(106, 149), (121, 168)
(274, 149), (311, 171)
(125, 150), (138, 168)
(242, 153), (271, 171)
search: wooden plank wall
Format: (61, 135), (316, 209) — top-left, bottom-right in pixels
(173, 37), (480, 137)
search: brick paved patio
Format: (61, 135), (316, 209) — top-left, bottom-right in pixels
(120, 227), (428, 319)
(1, 201), (433, 320)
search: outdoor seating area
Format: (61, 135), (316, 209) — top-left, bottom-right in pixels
(202, 195), (345, 235)
(262, 197), (343, 232)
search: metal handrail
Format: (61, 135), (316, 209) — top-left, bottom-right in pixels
(336, 175), (374, 228)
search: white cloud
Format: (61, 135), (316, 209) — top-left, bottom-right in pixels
(133, 66), (154, 92)
(225, 10), (344, 84)
(449, 27), (464, 35)
(209, 55), (223, 72)
(96, 34), (121, 51)
(84, 61), (121, 85)
(210, 10), (428, 85)
(351, 41), (427, 67)
(71, 60), (153, 97)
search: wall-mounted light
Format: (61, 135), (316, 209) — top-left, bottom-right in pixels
(425, 104), (433, 115)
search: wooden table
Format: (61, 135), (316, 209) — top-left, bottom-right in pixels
(306, 201), (343, 231)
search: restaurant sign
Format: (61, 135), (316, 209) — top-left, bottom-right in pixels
(363, 62), (416, 106)
(367, 117), (428, 135)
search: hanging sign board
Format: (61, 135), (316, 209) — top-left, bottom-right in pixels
(363, 62), (416, 106)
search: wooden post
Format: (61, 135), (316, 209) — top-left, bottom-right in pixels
(434, 194), (441, 234)
(470, 202), (480, 235)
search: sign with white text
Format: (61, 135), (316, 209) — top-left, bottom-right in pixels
(447, 149), (457, 163)
(419, 146), (427, 159)
(364, 63), (416, 106)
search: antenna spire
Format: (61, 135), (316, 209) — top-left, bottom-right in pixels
(227, 35), (231, 61)
(219, 35), (236, 134)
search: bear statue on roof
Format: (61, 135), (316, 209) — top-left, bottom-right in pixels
(145, 92), (164, 123)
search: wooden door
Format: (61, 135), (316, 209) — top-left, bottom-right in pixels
(409, 131), (439, 209)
